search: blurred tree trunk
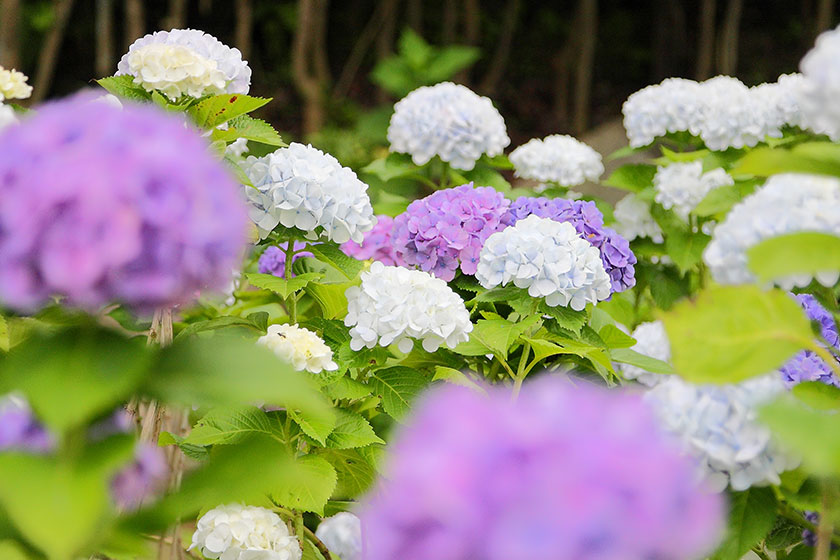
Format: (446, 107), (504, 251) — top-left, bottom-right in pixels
(716, 0), (742, 75)
(124, 0), (145, 49)
(0, 0), (21, 69)
(313, 0), (330, 89)
(95, 0), (114, 77)
(695, 0), (716, 79)
(293, 0), (330, 135)
(199, 0), (212, 15)
(163, 0), (187, 30)
(376, 0), (398, 102)
(479, 0), (521, 96)
(552, 45), (573, 128)
(573, 0), (597, 134)
(235, 0), (254, 61)
(455, 0), (479, 84)
(815, 0), (834, 36)
(32, 0), (75, 102)
(443, 0), (457, 43)
(653, 0), (686, 81)
(407, 0), (422, 35)
(333, 2), (381, 99)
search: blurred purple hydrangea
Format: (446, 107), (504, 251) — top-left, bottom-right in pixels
(258, 242), (312, 278)
(0, 95), (248, 312)
(780, 294), (840, 387)
(0, 394), (53, 453)
(341, 215), (405, 267)
(111, 443), (169, 510)
(803, 511), (819, 547)
(391, 184), (514, 281)
(504, 197), (636, 293)
(358, 378), (724, 560)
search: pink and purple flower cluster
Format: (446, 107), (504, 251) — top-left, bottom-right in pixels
(258, 242), (313, 278)
(780, 294), (840, 387)
(340, 215), (405, 267)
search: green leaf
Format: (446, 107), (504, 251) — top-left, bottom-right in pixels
(610, 348), (675, 375)
(175, 315), (267, 340)
(432, 366), (486, 392)
(661, 285), (813, 384)
(325, 409), (384, 449)
(792, 381), (840, 411)
(693, 181), (759, 218)
(305, 282), (352, 320)
(747, 232), (840, 284)
(319, 448), (377, 499)
(760, 396), (840, 477)
(452, 316), (540, 358)
(710, 487), (778, 560)
(598, 324), (636, 348)
(539, 302), (588, 334)
(211, 114), (285, 146)
(0, 327), (152, 432)
(323, 377), (372, 400)
(0, 540), (34, 560)
(398, 28), (433, 67)
(307, 244), (364, 280)
(247, 272), (324, 299)
(459, 166), (511, 193)
(188, 94), (271, 128)
(660, 146), (709, 162)
(664, 229), (710, 273)
(362, 154), (417, 182)
(183, 406), (283, 446)
(289, 408), (337, 446)
(369, 366), (429, 422)
(734, 143), (840, 178)
(96, 75), (151, 101)
(270, 455), (337, 515)
(602, 164), (656, 192)
(426, 45), (481, 82)
(0, 315), (8, 352)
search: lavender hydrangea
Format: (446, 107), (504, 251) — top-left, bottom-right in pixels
(340, 215), (405, 267)
(358, 378), (724, 560)
(391, 184), (514, 281)
(504, 197), (636, 293)
(0, 394), (53, 453)
(0, 96), (248, 312)
(110, 443), (169, 510)
(780, 294), (840, 387)
(258, 242), (313, 278)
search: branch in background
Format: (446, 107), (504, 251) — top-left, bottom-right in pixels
(815, 0), (835, 38)
(716, 0), (742, 75)
(235, 0), (254, 61)
(95, 0), (114, 78)
(163, 0), (188, 30)
(478, 0), (521, 96)
(292, 0), (328, 135)
(313, 0), (331, 89)
(443, 0), (457, 44)
(455, 0), (480, 84)
(695, 0), (716, 79)
(0, 0), (21, 69)
(124, 0), (145, 50)
(332, 2), (384, 100)
(572, 0), (597, 134)
(32, 0), (76, 103)
(376, 0), (399, 102)
(407, 0), (422, 35)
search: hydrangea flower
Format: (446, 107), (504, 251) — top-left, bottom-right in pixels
(117, 28), (251, 100)
(620, 321), (671, 387)
(387, 82), (510, 171)
(340, 215), (405, 266)
(190, 504), (302, 560)
(797, 25), (840, 140)
(358, 378), (724, 560)
(0, 394), (53, 453)
(476, 215), (612, 311)
(110, 444), (169, 510)
(0, 96), (248, 312)
(690, 76), (774, 150)
(504, 197), (636, 293)
(704, 173), (840, 289)
(653, 161), (734, 221)
(242, 143), (375, 243)
(645, 374), (795, 492)
(780, 294), (840, 387)
(344, 261), (473, 353)
(391, 184), (513, 281)
(613, 194), (664, 243)
(0, 66), (32, 101)
(315, 512), (362, 560)
(622, 77), (703, 147)
(508, 134), (604, 186)
(257, 323), (338, 374)
(750, 74), (807, 135)
(258, 242), (313, 278)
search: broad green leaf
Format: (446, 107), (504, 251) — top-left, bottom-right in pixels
(607, 144), (648, 161)
(0, 315), (7, 352)
(733, 144), (840, 177)
(188, 94), (271, 128)
(303, 539), (328, 560)
(174, 315), (266, 340)
(319, 448), (377, 499)
(399, 28), (433, 67)
(211, 114), (285, 146)
(710, 488), (778, 560)
(459, 166), (511, 193)
(664, 229), (710, 273)
(538, 303), (588, 334)
(0, 327), (152, 432)
(792, 381), (840, 411)
(307, 244), (364, 280)
(602, 164), (656, 192)
(270, 455), (337, 515)
(661, 286), (813, 383)
(747, 232), (840, 284)
(362, 154), (417, 182)
(323, 377), (372, 400)
(521, 336), (595, 363)
(325, 409), (384, 449)
(468, 285), (527, 305)
(0, 540), (33, 560)
(96, 75), (151, 101)
(369, 366), (429, 422)
(427, 45), (481, 82)
(452, 316), (540, 358)
(760, 396), (840, 477)
(765, 518), (808, 551)
(305, 282), (352, 320)
(247, 272), (324, 299)
(183, 406), (283, 446)
(598, 324), (636, 348)
(432, 366), (485, 392)
(289, 408), (337, 446)
(610, 348), (675, 375)
(660, 146), (709, 162)
(693, 181), (759, 217)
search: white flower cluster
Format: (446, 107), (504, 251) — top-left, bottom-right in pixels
(190, 504), (302, 560)
(0, 66), (32, 101)
(751, 73), (806, 134)
(613, 194), (663, 243)
(653, 161), (733, 221)
(797, 25), (840, 139)
(243, 143), (375, 243)
(257, 323), (338, 374)
(117, 28), (251, 100)
(387, 82), (510, 171)
(620, 321), (670, 387)
(645, 375), (795, 492)
(509, 134), (604, 186)
(476, 215), (611, 311)
(345, 261), (473, 353)
(704, 173), (840, 289)
(621, 78), (703, 148)
(315, 513), (362, 560)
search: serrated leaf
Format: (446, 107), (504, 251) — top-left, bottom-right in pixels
(325, 410), (384, 449)
(453, 316), (540, 358)
(369, 366), (429, 422)
(610, 348), (676, 375)
(747, 232), (840, 285)
(188, 94), (271, 128)
(270, 455), (337, 515)
(307, 244), (364, 280)
(246, 272), (324, 299)
(432, 366), (486, 392)
(539, 302), (588, 334)
(319, 448), (377, 499)
(710, 488), (777, 560)
(183, 406), (283, 446)
(212, 114), (285, 146)
(299, 318), (350, 345)
(598, 324), (636, 348)
(602, 164), (656, 192)
(323, 377), (372, 400)
(96, 75), (151, 101)
(175, 315), (266, 340)
(305, 282), (352, 320)
(289, 408), (337, 446)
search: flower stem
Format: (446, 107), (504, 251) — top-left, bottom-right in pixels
(816, 481), (838, 560)
(284, 239), (297, 324)
(511, 341), (531, 401)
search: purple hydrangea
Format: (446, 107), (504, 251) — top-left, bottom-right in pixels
(0, 395), (53, 453)
(341, 215), (405, 267)
(358, 378), (724, 560)
(258, 242), (313, 278)
(0, 95), (248, 312)
(504, 197), (637, 293)
(110, 443), (169, 510)
(803, 511), (819, 547)
(780, 294), (840, 387)
(391, 184), (514, 281)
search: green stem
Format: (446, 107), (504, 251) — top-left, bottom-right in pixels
(284, 239), (298, 324)
(295, 511), (306, 551)
(816, 481), (838, 560)
(511, 341), (532, 401)
(496, 354), (516, 380)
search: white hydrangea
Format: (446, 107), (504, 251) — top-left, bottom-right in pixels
(315, 513), (361, 560)
(508, 134), (604, 186)
(344, 261), (473, 353)
(613, 194), (663, 243)
(0, 104), (17, 132)
(621, 77), (703, 147)
(476, 215), (611, 311)
(645, 375), (795, 492)
(242, 143), (375, 243)
(653, 161), (734, 221)
(619, 321), (671, 387)
(190, 504), (302, 560)
(0, 66), (32, 101)
(257, 324), (338, 374)
(387, 82), (510, 171)
(750, 73), (806, 136)
(797, 25), (840, 139)
(704, 173), (840, 289)
(690, 76), (776, 151)
(117, 28), (251, 100)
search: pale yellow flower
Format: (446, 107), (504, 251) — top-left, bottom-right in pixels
(0, 66), (32, 101)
